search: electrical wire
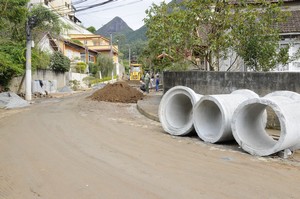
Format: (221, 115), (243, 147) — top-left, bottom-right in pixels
(72, 0), (88, 5)
(74, 0), (117, 12)
(76, 0), (143, 15)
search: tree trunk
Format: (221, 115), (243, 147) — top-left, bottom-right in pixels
(17, 74), (25, 94)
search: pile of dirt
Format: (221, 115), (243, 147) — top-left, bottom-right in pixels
(89, 81), (144, 103)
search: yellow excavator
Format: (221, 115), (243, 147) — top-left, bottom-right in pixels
(129, 63), (143, 80)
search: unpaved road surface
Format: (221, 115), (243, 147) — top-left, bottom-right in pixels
(0, 92), (300, 199)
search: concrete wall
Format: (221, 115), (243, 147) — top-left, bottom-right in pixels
(163, 71), (300, 96)
(9, 70), (68, 93)
(69, 72), (89, 88)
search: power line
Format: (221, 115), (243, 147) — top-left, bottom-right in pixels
(74, 0), (117, 12)
(72, 0), (88, 5)
(76, 0), (142, 15)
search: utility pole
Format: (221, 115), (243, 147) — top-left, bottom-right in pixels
(110, 32), (113, 58)
(116, 39), (119, 77)
(110, 33), (113, 79)
(25, 3), (33, 101)
(128, 46), (131, 66)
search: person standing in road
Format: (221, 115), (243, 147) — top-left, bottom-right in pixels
(155, 74), (160, 92)
(144, 71), (150, 93)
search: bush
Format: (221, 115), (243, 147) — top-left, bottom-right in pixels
(90, 75), (118, 85)
(71, 39), (83, 45)
(82, 76), (96, 87)
(75, 62), (87, 73)
(50, 51), (70, 72)
(0, 42), (24, 88)
(69, 80), (80, 91)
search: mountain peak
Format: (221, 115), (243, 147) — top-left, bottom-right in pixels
(96, 16), (133, 38)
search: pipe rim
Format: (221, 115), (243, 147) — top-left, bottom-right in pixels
(232, 98), (287, 156)
(159, 86), (201, 136)
(193, 95), (226, 143)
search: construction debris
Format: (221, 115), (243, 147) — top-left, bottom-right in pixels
(0, 92), (29, 109)
(58, 86), (73, 93)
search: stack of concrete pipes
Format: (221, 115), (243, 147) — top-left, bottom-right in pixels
(159, 86), (300, 156)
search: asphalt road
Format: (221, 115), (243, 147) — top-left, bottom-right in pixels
(0, 92), (300, 199)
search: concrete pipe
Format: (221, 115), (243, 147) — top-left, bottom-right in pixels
(159, 86), (202, 136)
(193, 90), (260, 143)
(232, 91), (300, 156)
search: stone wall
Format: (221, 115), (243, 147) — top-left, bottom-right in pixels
(163, 71), (300, 96)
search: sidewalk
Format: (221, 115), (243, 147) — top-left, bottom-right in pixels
(137, 90), (162, 122)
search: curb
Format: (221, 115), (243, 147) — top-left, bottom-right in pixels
(136, 100), (160, 122)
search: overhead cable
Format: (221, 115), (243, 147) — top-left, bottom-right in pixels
(76, 0), (142, 15)
(74, 0), (116, 12)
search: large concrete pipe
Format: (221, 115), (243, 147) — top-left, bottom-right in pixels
(193, 90), (260, 143)
(232, 91), (300, 156)
(159, 86), (202, 136)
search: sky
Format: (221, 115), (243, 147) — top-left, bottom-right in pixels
(73, 0), (172, 31)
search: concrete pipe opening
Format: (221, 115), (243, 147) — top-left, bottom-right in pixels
(193, 90), (259, 143)
(193, 99), (223, 143)
(232, 102), (277, 156)
(159, 86), (202, 136)
(232, 93), (300, 156)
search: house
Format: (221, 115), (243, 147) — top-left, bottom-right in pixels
(38, 34), (98, 73)
(276, 2), (300, 71)
(31, 0), (121, 75)
(67, 34), (119, 65)
(213, 0), (300, 72)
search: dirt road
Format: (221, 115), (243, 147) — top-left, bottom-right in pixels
(0, 92), (300, 199)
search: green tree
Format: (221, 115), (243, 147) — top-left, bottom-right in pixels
(49, 51), (70, 72)
(29, 4), (63, 42)
(145, 0), (289, 72)
(95, 54), (114, 77)
(32, 48), (51, 70)
(230, 0), (289, 71)
(87, 26), (96, 33)
(0, 1), (64, 88)
(144, 2), (174, 68)
(0, 0), (28, 87)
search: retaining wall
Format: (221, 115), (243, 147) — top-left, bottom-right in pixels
(9, 69), (68, 93)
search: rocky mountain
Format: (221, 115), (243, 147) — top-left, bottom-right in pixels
(95, 16), (133, 38)
(95, 17), (146, 44)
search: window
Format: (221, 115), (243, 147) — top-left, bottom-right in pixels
(80, 53), (86, 62)
(292, 62), (300, 67)
(89, 55), (94, 63)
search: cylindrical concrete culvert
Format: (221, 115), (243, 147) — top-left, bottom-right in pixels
(193, 90), (260, 143)
(159, 86), (202, 136)
(232, 91), (300, 156)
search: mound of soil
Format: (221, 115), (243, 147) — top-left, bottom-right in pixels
(89, 81), (144, 103)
